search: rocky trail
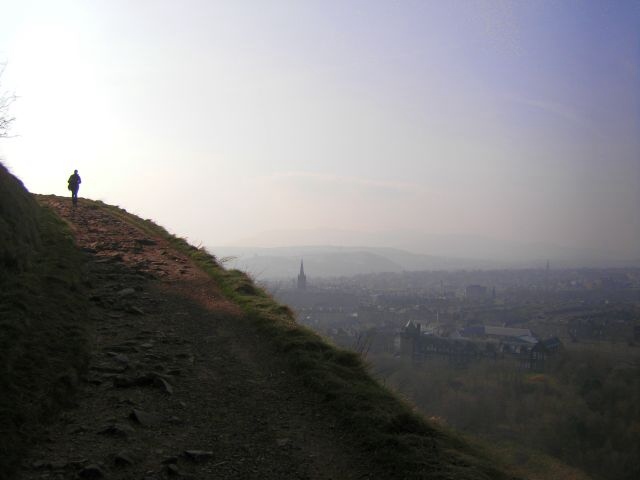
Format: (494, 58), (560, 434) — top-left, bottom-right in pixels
(15, 198), (376, 480)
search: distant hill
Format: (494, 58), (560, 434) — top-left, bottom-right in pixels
(213, 242), (631, 280)
(228, 229), (636, 270)
(210, 245), (502, 279)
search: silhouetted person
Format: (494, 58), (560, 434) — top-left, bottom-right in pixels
(68, 169), (81, 206)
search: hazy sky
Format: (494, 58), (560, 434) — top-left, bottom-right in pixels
(1, 1), (639, 258)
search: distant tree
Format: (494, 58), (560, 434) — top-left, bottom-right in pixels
(0, 64), (16, 138)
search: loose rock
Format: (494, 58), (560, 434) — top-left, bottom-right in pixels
(112, 353), (130, 365)
(183, 450), (213, 462)
(98, 423), (135, 437)
(135, 238), (157, 246)
(166, 463), (181, 476)
(129, 409), (163, 427)
(114, 451), (135, 467)
(276, 438), (291, 447)
(113, 373), (154, 388)
(78, 464), (105, 478)
(154, 376), (174, 394)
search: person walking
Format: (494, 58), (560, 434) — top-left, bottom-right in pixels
(67, 169), (81, 206)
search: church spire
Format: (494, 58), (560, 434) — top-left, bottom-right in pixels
(297, 259), (307, 290)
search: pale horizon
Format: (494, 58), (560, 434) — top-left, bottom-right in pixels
(1, 1), (639, 261)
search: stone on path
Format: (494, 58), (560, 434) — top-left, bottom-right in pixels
(114, 451), (135, 467)
(98, 423), (135, 437)
(129, 306), (145, 315)
(182, 450), (214, 462)
(165, 463), (181, 476)
(276, 438), (291, 448)
(129, 409), (163, 427)
(110, 353), (130, 365)
(154, 376), (174, 394)
(79, 464), (105, 478)
(113, 373), (155, 388)
(135, 238), (157, 246)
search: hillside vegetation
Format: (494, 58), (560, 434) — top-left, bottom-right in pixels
(1, 164), (520, 479)
(0, 163), (90, 475)
(372, 352), (639, 480)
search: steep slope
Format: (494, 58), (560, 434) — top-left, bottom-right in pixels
(0, 164), (89, 477)
(1, 167), (519, 479)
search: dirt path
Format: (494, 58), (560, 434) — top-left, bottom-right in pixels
(16, 198), (376, 480)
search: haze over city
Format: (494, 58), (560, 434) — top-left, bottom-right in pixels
(1, 1), (639, 263)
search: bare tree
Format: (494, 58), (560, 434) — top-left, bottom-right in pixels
(0, 64), (16, 138)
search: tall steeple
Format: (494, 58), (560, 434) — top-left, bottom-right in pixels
(297, 259), (307, 290)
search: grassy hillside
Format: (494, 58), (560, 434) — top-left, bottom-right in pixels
(0, 163), (89, 475)
(95, 199), (520, 480)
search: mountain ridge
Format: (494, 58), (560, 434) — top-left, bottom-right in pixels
(212, 243), (639, 281)
(212, 245), (498, 279)
(227, 228), (635, 268)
